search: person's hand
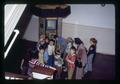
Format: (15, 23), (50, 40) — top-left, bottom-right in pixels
(44, 61), (48, 64)
(20, 66), (23, 71)
(28, 77), (32, 80)
(63, 68), (67, 72)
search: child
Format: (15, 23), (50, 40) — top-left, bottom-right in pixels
(54, 50), (63, 79)
(54, 50), (63, 67)
(85, 38), (97, 73)
(65, 37), (73, 56)
(47, 39), (55, 67)
(37, 34), (46, 51)
(38, 47), (44, 64)
(63, 38), (73, 72)
(65, 46), (76, 79)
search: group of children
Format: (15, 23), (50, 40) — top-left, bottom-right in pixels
(20, 34), (97, 80)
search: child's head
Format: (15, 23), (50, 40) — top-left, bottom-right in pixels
(54, 35), (58, 40)
(70, 46), (76, 55)
(90, 38), (97, 45)
(45, 37), (49, 43)
(49, 39), (55, 46)
(68, 41), (73, 47)
(40, 38), (45, 45)
(74, 38), (83, 45)
(67, 37), (73, 43)
(39, 47), (44, 54)
(40, 34), (45, 39)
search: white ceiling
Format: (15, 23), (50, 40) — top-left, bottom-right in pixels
(63, 4), (115, 29)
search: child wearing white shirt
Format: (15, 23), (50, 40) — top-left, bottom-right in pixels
(47, 39), (55, 67)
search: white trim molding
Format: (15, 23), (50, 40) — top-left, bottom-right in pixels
(4, 29), (19, 59)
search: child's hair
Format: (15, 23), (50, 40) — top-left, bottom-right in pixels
(49, 39), (55, 43)
(45, 36), (49, 40)
(90, 38), (97, 44)
(74, 38), (83, 45)
(56, 50), (61, 55)
(53, 35), (58, 39)
(67, 37), (73, 43)
(56, 50), (60, 53)
(70, 46), (76, 52)
(39, 46), (45, 51)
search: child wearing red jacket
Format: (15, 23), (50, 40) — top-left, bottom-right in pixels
(66, 46), (76, 79)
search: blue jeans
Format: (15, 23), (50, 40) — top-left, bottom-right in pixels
(48, 55), (54, 67)
(84, 54), (94, 73)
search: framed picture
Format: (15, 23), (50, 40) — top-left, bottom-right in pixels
(46, 19), (57, 30)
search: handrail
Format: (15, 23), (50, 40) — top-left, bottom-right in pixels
(4, 29), (19, 59)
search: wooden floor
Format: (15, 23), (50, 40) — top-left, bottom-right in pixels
(88, 53), (115, 80)
(4, 39), (115, 80)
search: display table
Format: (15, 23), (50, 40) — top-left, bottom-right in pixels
(29, 59), (56, 80)
(32, 65), (56, 79)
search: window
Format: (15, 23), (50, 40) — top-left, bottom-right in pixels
(46, 19), (57, 30)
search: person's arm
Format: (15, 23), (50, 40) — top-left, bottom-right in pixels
(57, 44), (61, 51)
(47, 45), (51, 55)
(53, 46), (55, 56)
(38, 51), (40, 58)
(77, 45), (84, 59)
(66, 55), (74, 64)
(87, 45), (94, 56)
(36, 42), (40, 51)
(65, 55), (69, 62)
(67, 59), (74, 64)
(20, 59), (24, 70)
(67, 56), (76, 64)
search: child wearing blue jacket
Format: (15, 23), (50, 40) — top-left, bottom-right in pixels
(85, 38), (97, 74)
